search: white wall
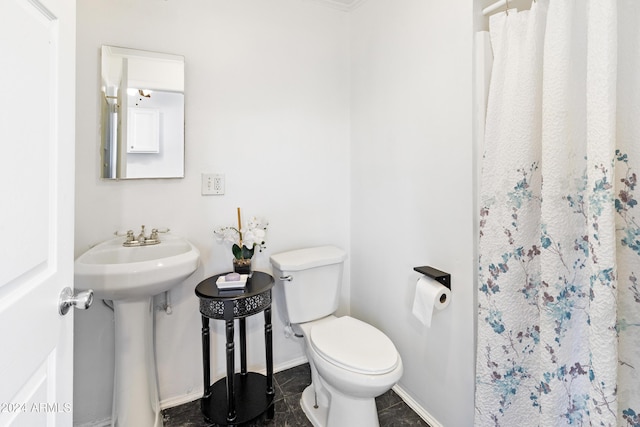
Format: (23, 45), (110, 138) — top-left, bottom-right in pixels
(76, 0), (478, 425)
(74, 0), (350, 423)
(349, 1), (475, 426)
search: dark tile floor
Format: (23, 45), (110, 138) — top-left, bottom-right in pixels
(162, 363), (430, 427)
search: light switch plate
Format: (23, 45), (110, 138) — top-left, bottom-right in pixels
(202, 173), (224, 195)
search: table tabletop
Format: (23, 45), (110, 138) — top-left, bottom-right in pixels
(195, 271), (274, 320)
(195, 271), (274, 300)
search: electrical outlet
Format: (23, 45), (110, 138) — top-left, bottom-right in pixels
(202, 173), (225, 195)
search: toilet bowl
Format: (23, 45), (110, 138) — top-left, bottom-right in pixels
(306, 316), (402, 396)
(298, 316), (403, 427)
(270, 246), (404, 427)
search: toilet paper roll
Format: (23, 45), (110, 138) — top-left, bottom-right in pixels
(412, 276), (451, 327)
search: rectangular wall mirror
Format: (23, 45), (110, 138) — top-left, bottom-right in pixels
(101, 45), (185, 179)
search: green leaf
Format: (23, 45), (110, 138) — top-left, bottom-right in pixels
(232, 244), (242, 259)
(232, 244), (255, 260)
(242, 246), (255, 259)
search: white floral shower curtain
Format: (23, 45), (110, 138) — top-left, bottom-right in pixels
(476, 0), (640, 425)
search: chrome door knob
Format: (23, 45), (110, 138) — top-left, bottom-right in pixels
(59, 287), (94, 315)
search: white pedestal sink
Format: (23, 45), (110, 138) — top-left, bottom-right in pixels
(75, 234), (200, 427)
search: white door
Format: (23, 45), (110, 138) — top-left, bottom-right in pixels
(0, 0), (77, 425)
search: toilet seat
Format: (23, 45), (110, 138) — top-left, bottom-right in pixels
(310, 316), (399, 375)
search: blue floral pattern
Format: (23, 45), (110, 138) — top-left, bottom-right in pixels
(476, 152), (640, 426)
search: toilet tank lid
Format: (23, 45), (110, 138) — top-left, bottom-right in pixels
(270, 246), (347, 271)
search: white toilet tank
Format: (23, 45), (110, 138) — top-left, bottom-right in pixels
(270, 246), (347, 324)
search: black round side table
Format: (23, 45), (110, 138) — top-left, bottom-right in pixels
(195, 271), (275, 425)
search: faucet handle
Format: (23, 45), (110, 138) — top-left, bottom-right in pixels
(149, 228), (169, 243)
(114, 229), (136, 242)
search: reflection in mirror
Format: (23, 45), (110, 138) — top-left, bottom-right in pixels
(101, 46), (185, 179)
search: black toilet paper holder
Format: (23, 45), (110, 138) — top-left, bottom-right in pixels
(413, 266), (451, 290)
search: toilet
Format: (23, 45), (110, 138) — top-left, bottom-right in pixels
(270, 246), (403, 427)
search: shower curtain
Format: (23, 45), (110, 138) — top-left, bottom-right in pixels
(476, 1), (640, 426)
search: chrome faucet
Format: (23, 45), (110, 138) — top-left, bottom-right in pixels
(118, 225), (166, 247)
(137, 225), (147, 243)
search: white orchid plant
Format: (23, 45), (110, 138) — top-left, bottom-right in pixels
(214, 209), (268, 261)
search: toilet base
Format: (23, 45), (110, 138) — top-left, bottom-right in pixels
(301, 385), (327, 427)
(299, 384), (380, 427)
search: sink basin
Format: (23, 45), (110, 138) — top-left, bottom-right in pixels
(75, 233), (200, 427)
(75, 233), (200, 300)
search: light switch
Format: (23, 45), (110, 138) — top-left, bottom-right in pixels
(202, 173), (225, 195)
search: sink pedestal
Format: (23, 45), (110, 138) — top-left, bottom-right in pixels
(74, 234), (201, 427)
(113, 298), (161, 427)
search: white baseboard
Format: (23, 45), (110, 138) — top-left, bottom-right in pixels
(159, 390), (203, 411)
(160, 356), (309, 410)
(392, 384), (442, 427)
(272, 355), (309, 374)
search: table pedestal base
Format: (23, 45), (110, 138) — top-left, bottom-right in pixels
(201, 373), (274, 425)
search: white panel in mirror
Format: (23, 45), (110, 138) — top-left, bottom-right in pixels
(127, 108), (159, 153)
(101, 46), (185, 179)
